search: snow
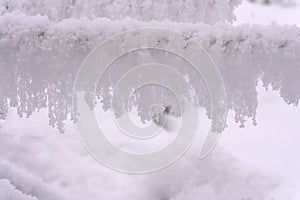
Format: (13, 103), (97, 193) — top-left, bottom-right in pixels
(0, 108), (278, 200)
(0, 12), (299, 54)
(234, 0), (300, 26)
(0, 161), (64, 200)
(220, 83), (300, 199)
(0, 179), (37, 200)
(0, 12), (299, 131)
(0, 0), (241, 23)
(0, 85), (299, 199)
(0, 0), (300, 199)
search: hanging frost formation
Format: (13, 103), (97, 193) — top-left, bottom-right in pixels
(0, 0), (300, 132)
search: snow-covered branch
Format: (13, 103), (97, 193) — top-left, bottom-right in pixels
(0, 12), (299, 56)
(0, 0), (241, 24)
(0, 12), (299, 132)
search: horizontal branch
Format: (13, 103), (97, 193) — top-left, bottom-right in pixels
(0, 12), (299, 132)
(0, 12), (299, 57)
(0, 0), (240, 23)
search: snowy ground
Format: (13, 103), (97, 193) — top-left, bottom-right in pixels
(0, 85), (299, 200)
(1, 1), (300, 200)
(234, 0), (300, 26)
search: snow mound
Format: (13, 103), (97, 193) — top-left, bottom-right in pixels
(0, 179), (37, 200)
(0, 110), (278, 200)
(0, 161), (65, 200)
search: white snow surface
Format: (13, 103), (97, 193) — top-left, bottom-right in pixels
(1, 1), (300, 200)
(0, 107), (278, 200)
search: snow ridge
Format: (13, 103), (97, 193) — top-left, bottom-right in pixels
(0, 161), (65, 200)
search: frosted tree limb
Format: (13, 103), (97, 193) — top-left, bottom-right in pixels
(0, 12), (299, 55)
(0, 12), (299, 132)
(0, 0), (241, 24)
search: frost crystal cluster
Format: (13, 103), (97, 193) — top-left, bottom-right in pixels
(0, 0), (299, 132)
